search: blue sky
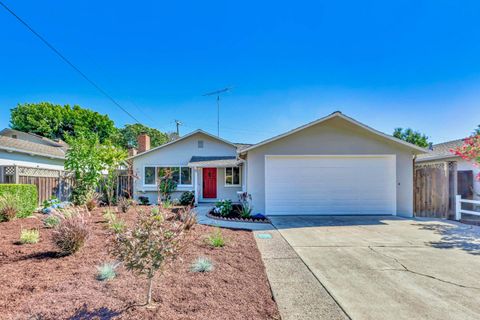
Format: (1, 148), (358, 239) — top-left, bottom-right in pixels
(1, 1), (479, 144)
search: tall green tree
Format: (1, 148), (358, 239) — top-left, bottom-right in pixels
(115, 123), (170, 149)
(393, 128), (431, 148)
(10, 102), (117, 143)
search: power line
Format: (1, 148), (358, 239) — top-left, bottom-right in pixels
(0, 0), (141, 123)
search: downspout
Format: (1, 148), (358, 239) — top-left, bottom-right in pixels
(413, 154), (417, 217)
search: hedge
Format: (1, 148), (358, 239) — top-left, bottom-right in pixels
(0, 184), (38, 218)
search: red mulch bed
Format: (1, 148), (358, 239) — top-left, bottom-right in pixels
(0, 208), (280, 320)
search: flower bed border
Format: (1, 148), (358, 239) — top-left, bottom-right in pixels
(206, 211), (271, 224)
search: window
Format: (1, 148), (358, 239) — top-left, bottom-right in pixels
(181, 167), (192, 185)
(144, 166), (192, 186)
(144, 167), (156, 185)
(225, 167), (240, 186)
(157, 167), (180, 184)
(198, 140), (204, 148)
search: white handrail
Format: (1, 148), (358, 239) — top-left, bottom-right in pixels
(455, 195), (480, 220)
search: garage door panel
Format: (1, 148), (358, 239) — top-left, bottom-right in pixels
(265, 156), (396, 215)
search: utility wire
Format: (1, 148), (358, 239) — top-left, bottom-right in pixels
(0, 0), (141, 123)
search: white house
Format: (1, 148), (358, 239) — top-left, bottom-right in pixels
(130, 112), (427, 217)
(0, 128), (67, 182)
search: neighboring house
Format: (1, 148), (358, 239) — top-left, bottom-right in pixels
(131, 111), (426, 217)
(417, 139), (480, 201)
(0, 128), (68, 183)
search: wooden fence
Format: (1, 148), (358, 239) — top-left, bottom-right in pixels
(0, 165), (132, 205)
(414, 161), (456, 219)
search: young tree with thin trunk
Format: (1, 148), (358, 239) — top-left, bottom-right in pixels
(111, 207), (192, 305)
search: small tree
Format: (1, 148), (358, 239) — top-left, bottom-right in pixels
(393, 128), (431, 148)
(65, 134), (104, 205)
(156, 168), (177, 204)
(111, 208), (191, 305)
(452, 133), (480, 181)
(100, 143), (128, 206)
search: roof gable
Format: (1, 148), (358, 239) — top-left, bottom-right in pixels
(240, 112), (428, 154)
(129, 129), (237, 159)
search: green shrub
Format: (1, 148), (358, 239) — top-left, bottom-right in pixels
(0, 184), (37, 218)
(206, 228), (225, 248)
(162, 199), (172, 209)
(237, 192), (253, 218)
(43, 215), (60, 228)
(190, 257), (214, 273)
(96, 262), (119, 281)
(214, 200), (232, 217)
(138, 196), (150, 205)
(109, 218), (126, 234)
(179, 191), (194, 206)
(0, 193), (20, 222)
(150, 206), (160, 216)
(52, 213), (90, 255)
(20, 228), (40, 244)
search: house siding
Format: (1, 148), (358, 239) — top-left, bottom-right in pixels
(0, 150), (65, 170)
(245, 117), (415, 217)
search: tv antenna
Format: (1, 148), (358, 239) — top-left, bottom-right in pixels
(174, 119), (182, 136)
(203, 87), (233, 136)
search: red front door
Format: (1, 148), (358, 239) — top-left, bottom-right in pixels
(203, 168), (217, 199)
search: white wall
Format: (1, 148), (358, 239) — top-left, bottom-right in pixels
(245, 117), (417, 217)
(0, 150), (64, 170)
(457, 159), (480, 200)
(132, 132), (240, 204)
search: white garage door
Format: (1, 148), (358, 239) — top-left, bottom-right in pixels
(265, 155), (396, 215)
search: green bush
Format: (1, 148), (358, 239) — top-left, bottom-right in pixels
(0, 184), (37, 218)
(214, 200), (232, 217)
(179, 191), (194, 206)
(20, 228), (40, 244)
(206, 228), (225, 248)
(43, 215), (60, 228)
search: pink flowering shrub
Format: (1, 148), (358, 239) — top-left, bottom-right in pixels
(452, 134), (480, 180)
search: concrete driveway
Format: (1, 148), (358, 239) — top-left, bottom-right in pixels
(269, 216), (480, 320)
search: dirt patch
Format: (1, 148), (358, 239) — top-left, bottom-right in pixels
(0, 208), (279, 320)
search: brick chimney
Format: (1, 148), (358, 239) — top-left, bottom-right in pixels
(137, 133), (150, 153)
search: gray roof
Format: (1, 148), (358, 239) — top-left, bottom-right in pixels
(188, 156), (241, 167)
(234, 143), (252, 151)
(416, 139), (463, 162)
(0, 134), (67, 159)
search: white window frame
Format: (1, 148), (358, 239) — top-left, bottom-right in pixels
(143, 166), (156, 186)
(143, 165), (193, 188)
(224, 166), (241, 187)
